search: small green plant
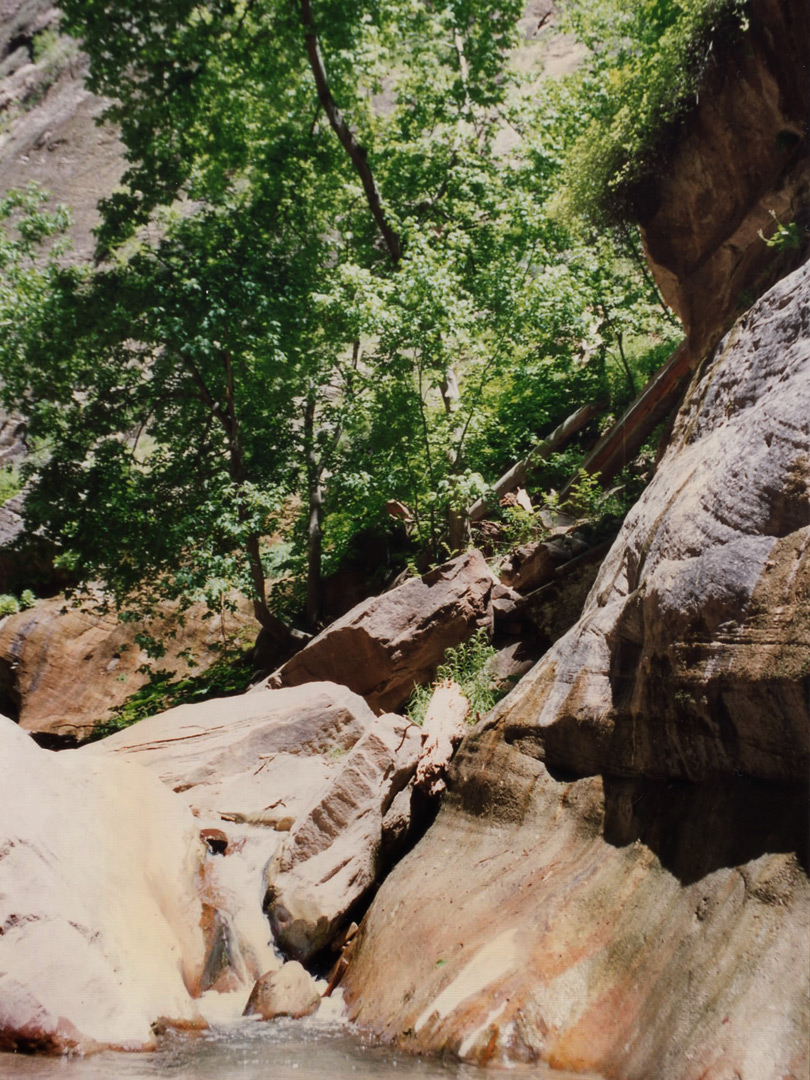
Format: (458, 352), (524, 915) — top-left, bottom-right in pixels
(407, 628), (500, 727)
(501, 504), (542, 548)
(0, 594), (20, 617)
(19, 589), (36, 610)
(564, 468), (605, 516)
(0, 466), (21, 506)
(758, 212), (803, 252)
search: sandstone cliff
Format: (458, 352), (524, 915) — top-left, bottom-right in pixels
(343, 240), (810, 1080)
(341, 5), (810, 1069)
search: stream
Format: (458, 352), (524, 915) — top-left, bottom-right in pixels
(0, 1010), (594, 1080)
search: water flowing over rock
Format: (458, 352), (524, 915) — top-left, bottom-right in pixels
(88, 682), (461, 982)
(257, 550), (495, 713)
(342, 262), (810, 1079)
(0, 715), (206, 1053)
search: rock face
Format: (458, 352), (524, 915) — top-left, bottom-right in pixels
(0, 715), (206, 1053)
(342, 264), (810, 1079)
(0, 0), (125, 263)
(259, 550), (495, 713)
(263, 711), (423, 962)
(0, 593), (255, 741)
(638, 0), (810, 361)
(498, 260), (810, 784)
(89, 681), (458, 981)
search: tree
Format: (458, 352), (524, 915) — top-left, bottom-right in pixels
(1, 0), (682, 640)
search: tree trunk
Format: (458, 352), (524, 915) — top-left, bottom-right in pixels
(303, 396), (324, 630)
(298, 0), (401, 265)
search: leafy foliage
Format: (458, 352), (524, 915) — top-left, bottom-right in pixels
(88, 645), (255, 740)
(407, 628), (500, 726)
(0, 2), (684, 635)
(556, 0), (750, 225)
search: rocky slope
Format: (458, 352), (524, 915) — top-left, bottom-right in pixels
(342, 257), (810, 1080)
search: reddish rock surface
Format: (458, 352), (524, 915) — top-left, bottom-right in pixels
(638, 0), (810, 362)
(0, 594), (255, 741)
(342, 264), (810, 1079)
(259, 550), (495, 713)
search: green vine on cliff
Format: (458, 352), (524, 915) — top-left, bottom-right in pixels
(556, 0), (750, 227)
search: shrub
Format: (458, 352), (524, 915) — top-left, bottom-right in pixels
(407, 628), (500, 726)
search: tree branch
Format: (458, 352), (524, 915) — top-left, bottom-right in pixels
(297, 0), (402, 265)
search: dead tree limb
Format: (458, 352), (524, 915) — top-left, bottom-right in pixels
(468, 400), (605, 522)
(560, 340), (691, 499)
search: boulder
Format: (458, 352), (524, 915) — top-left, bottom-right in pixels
(0, 715), (206, 1053)
(264, 712), (423, 962)
(258, 550), (495, 713)
(499, 260), (810, 783)
(341, 264), (810, 1078)
(87, 682), (389, 990)
(243, 962), (321, 1020)
(0, 593), (255, 742)
(344, 746), (809, 1078)
(498, 535), (588, 593)
(414, 680), (469, 797)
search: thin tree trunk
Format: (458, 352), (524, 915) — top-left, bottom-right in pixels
(303, 395), (324, 630)
(298, 0), (402, 265)
(221, 351), (290, 638)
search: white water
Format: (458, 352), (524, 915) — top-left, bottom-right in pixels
(0, 1012), (598, 1080)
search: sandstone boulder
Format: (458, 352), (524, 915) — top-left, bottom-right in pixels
(498, 260), (810, 783)
(0, 715), (206, 1053)
(0, 593), (255, 742)
(344, 742), (809, 1079)
(264, 712), (423, 962)
(258, 550), (495, 713)
(87, 682), (388, 991)
(243, 962), (321, 1020)
(498, 535), (588, 593)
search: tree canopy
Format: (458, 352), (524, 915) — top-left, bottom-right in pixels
(0, 0), (699, 645)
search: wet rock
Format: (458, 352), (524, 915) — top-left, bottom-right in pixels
(0, 714), (206, 1053)
(243, 962), (321, 1020)
(87, 682), (387, 991)
(258, 550), (495, 713)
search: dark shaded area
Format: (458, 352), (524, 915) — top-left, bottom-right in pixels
(602, 773), (810, 885)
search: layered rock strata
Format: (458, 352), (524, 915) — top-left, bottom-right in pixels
(342, 261), (810, 1079)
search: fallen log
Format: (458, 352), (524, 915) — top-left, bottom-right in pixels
(560, 340), (690, 498)
(468, 400), (605, 523)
